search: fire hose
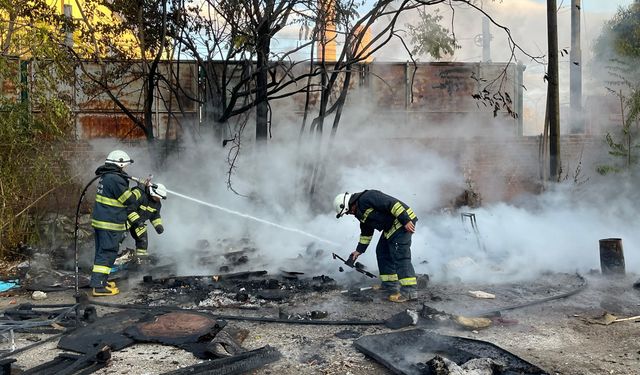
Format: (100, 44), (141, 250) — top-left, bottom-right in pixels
(467, 273), (588, 318)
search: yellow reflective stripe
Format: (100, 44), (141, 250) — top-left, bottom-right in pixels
(390, 202), (405, 217)
(96, 194), (125, 207)
(406, 208), (417, 220)
(117, 190), (132, 204)
(128, 212), (140, 221)
(141, 205), (157, 213)
(360, 208), (373, 223)
(133, 189), (142, 200)
(91, 219), (126, 231)
(135, 226), (147, 236)
(380, 274), (399, 282)
(136, 249), (148, 255)
(92, 265), (111, 274)
(399, 277), (417, 286)
(151, 218), (162, 227)
(359, 235), (372, 245)
(383, 219), (403, 239)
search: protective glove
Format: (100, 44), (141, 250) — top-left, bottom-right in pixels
(155, 224), (164, 234)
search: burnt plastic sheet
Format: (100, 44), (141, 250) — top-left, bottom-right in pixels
(58, 310), (153, 353)
(160, 345), (281, 375)
(354, 329), (548, 375)
(124, 311), (227, 359)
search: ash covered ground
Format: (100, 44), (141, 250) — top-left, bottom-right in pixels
(1, 242), (639, 375)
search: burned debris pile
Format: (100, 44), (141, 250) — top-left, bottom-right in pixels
(0, 305), (280, 375)
(137, 271), (339, 308)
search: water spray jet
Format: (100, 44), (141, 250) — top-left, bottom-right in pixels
(165, 188), (339, 246)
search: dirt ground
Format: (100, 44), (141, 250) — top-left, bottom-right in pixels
(1, 271), (639, 375)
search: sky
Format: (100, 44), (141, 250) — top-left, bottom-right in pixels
(532, 0), (633, 12)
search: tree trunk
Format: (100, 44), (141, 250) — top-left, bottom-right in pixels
(255, 36), (270, 143)
(143, 64), (157, 142)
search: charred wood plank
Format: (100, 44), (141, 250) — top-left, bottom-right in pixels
(0, 359), (16, 375)
(160, 345), (281, 375)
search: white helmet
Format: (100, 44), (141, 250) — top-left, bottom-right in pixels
(333, 192), (351, 218)
(149, 183), (167, 200)
(105, 150), (133, 168)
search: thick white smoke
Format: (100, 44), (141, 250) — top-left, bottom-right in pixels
(84, 0), (638, 285)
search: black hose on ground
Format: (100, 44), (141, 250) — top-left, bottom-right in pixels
(470, 273), (588, 318)
(86, 300), (384, 325)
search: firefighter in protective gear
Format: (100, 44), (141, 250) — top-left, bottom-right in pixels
(334, 190), (419, 303)
(90, 150), (139, 296)
(126, 183), (166, 262)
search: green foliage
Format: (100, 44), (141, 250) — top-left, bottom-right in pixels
(593, 3), (640, 176)
(406, 8), (459, 60)
(103, 0), (170, 56)
(0, 90), (74, 258)
(594, 3), (640, 60)
(0, 0), (76, 258)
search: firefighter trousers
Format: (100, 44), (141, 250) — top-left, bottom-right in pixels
(129, 225), (149, 257)
(89, 229), (124, 288)
(375, 229), (417, 293)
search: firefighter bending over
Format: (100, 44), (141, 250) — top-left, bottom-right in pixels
(334, 190), (418, 303)
(126, 182), (167, 265)
(90, 150), (139, 297)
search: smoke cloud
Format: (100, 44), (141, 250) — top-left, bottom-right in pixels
(116, 95), (640, 286)
(82, 1), (638, 285)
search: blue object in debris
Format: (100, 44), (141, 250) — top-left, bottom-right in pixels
(0, 279), (19, 292)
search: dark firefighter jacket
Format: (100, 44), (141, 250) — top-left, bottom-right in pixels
(349, 190), (418, 253)
(91, 164), (140, 231)
(126, 185), (164, 236)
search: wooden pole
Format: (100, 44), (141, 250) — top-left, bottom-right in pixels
(547, 0), (561, 180)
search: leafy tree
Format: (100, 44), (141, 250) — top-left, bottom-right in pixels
(406, 8), (458, 60)
(593, 3), (640, 174)
(0, 1), (75, 257)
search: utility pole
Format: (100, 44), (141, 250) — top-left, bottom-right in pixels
(482, 16), (491, 62)
(570, 0), (582, 133)
(547, 0), (561, 180)
(64, 4), (73, 48)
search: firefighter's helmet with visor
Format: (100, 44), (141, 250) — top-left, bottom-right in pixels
(149, 183), (167, 200)
(105, 150), (134, 169)
(333, 192), (351, 218)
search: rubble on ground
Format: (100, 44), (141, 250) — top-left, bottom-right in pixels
(1, 237), (639, 374)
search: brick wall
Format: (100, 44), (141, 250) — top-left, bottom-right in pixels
(52, 134), (609, 213)
(389, 134), (608, 203)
